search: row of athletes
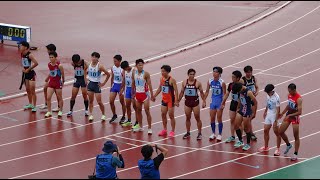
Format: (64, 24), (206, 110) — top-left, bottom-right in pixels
(19, 41), (301, 160)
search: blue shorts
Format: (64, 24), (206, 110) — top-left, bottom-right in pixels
(87, 81), (101, 93)
(125, 87), (132, 99)
(238, 104), (252, 118)
(73, 77), (86, 88)
(110, 83), (121, 93)
(210, 97), (222, 110)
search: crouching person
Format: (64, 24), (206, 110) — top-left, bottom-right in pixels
(138, 144), (168, 179)
(95, 141), (124, 179)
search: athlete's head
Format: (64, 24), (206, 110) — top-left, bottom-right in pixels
(120, 61), (130, 71)
(113, 54), (122, 67)
(19, 41), (30, 52)
(288, 83), (297, 95)
(264, 84), (275, 96)
(135, 59), (144, 72)
(72, 54), (81, 66)
(232, 70), (242, 83)
(49, 51), (58, 63)
(91, 52), (100, 63)
(141, 144), (154, 159)
(244, 65), (253, 78)
(161, 65), (171, 77)
(46, 44), (56, 53)
(213, 66), (223, 78)
(187, 68), (196, 80)
(231, 82), (243, 94)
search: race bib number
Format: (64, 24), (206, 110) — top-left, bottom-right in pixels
(288, 101), (296, 109)
(50, 70), (57, 77)
(162, 86), (169, 93)
(185, 88), (196, 96)
(240, 96), (247, 105)
(22, 58), (30, 67)
(267, 101), (273, 109)
(231, 93), (238, 101)
(135, 79), (144, 86)
(248, 85), (255, 92)
(89, 71), (98, 77)
(114, 75), (121, 82)
(75, 69), (84, 76)
(126, 78), (132, 87)
(213, 88), (221, 95)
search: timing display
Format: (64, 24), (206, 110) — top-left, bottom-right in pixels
(0, 23), (31, 43)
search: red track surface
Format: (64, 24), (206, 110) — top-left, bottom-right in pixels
(1, 1), (320, 179)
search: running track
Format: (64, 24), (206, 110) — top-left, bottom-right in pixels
(0, 1), (320, 179)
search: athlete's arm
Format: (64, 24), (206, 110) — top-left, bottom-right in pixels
(120, 71), (125, 95)
(198, 81), (205, 101)
(287, 98), (303, 117)
(58, 64), (65, 86)
(171, 78), (179, 107)
(221, 88), (230, 109)
(202, 80), (210, 108)
(254, 77), (259, 96)
(178, 80), (186, 102)
(24, 54), (38, 73)
(110, 67), (114, 87)
(131, 70), (136, 98)
(145, 72), (155, 100)
(220, 82), (227, 109)
(279, 105), (289, 119)
(263, 106), (268, 120)
(83, 61), (88, 85)
(99, 65), (111, 87)
(248, 91), (257, 116)
(153, 77), (162, 99)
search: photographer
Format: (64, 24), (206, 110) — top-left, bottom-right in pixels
(138, 143), (168, 179)
(95, 141), (124, 179)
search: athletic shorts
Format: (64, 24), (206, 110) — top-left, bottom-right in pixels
(210, 97), (222, 110)
(125, 87), (132, 99)
(135, 92), (148, 103)
(265, 113), (277, 125)
(238, 105), (252, 118)
(48, 80), (62, 89)
(110, 83), (121, 93)
(229, 100), (238, 112)
(285, 112), (300, 125)
(87, 81), (101, 93)
(73, 78), (86, 88)
(185, 99), (199, 108)
(24, 70), (36, 81)
(162, 100), (174, 108)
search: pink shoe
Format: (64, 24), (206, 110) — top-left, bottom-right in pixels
(158, 129), (167, 136)
(274, 148), (280, 156)
(168, 131), (175, 137)
(258, 146), (269, 152)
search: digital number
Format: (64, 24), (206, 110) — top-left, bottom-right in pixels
(8, 28), (13, 36)
(162, 86), (169, 93)
(20, 29), (25, 38)
(6, 27), (26, 38)
(14, 28), (19, 37)
(213, 88), (221, 95)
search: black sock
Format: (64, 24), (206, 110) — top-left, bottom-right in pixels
(236, 129), (242, 141)
(84, 100), (89, 110)
(231, 136), (235, 138)
(246, 133), (251, 144)
(70, 100), (75, 111)
(294, 152), (298, 155)
(287, 143), (291, 146)
(127, 119), (131, 122)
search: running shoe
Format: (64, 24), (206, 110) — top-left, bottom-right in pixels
(274, 148), (280, 156)
(52, 107), (60, 112)
(84, 110), (89, 116)
(119, 116), (126, 125)
(291, 154), (298, 161)
(158, 129), (167, 136)
(57, 111), (63, 117)
(45, 112), (52, 118)
(101, 115), (107, 121)
(148, 129), (153, 135)
(122, 121), (132, 127)
(31, 107), (37, 112)
(234, 141), (244, 148)
(196, 133), (202, 140)
(132, 123), (140, 131)
(183, 132), (191, 139)
(67, 111), (73, 117)
(216, 134), (222, 141)
(209, 134), (216, 140)
(24, 104), (33, 110)
(131, 121), (138, 129)
(89, 115), (94, 121)
(168, 131), (175, 138)
(284, 144), (293, 155)
(242, 144), (251, 151)
(225, 136), (236, 143)
(258, 146), (269, 152)
(39, 104), (47, 110)
(132, 124), (142, 132)
(109, 114), (117, 124)
(251, 133), (258, 141)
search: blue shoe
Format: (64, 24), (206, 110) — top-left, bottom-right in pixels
(284, 144), (292, 155)
(242, 144), (251, 151)
(234, 141), (244, 148)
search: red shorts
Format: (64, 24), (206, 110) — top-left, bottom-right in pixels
(48, 80), (62, 89)
(135, 92), (148, 103)
(285, 116), (300, 125)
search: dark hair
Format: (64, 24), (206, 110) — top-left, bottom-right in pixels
(161, 65), (171, 73)
(49, 51), (58, 57)
(288, 83), (296, 90)
(135, 59), (144, 65)
(46, 44), (56, 52)
(121, 61), (129, 69)
(232, 70), (242, 79)
(264, 84), (275, 93)
(114, 54), (122, 61)
(244, 65), (253, 73)
(213, 66), (223, 74)
(187, 68), (196, 75)
(231, 82), (243, 94)
(72, 54), (81, 63)
(91, 52), (100, 58)
(20, 41), (30, 49)
(141, 145), (154, 159)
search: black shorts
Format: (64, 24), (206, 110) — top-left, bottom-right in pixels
(185, 99), (199, 108)
(73, 78), (86, 88)
(229, 100), (238, 112)
(25, 70), (36, 81)
(238, 107), (252, 118)
(251, 101), (255, 106)
(87, 81), (101, 93)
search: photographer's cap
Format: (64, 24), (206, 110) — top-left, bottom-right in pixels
(102, 141), (116, 153)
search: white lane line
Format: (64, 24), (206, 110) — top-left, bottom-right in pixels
(0, 116), (18, 122)
(258, 72), (296, 79)
(50, 117), (84, 126)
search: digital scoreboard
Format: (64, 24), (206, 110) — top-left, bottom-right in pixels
(0, 23), (31, 44)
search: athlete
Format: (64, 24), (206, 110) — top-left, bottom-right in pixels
(178, 69), (205, 140)
(232, 82), (257, 151)
(278, 83), (302, 161)
(109, 55), (126, 124)
(131, 59), (154, 134)
(119, 61), (137, 127)
(154, 65), (179, 138)
(242, 65), (259, 140)
(67, 54), (89, 117)
(203, 66), (226, 141)
(221, 70), (243, 143)
(259, 84), (281, 156)
(45, 52), (64, 117)
(87, 52), (111, 121)
(19, 41), (39, 112)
